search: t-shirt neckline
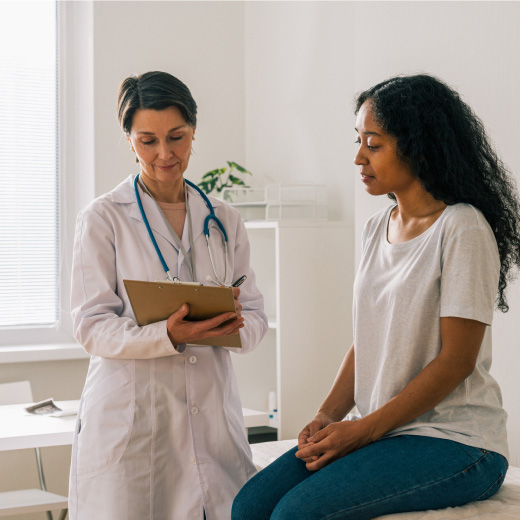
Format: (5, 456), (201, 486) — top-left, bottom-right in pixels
(383, 204), (450, 248)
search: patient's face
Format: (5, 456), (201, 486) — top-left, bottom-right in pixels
(354, 102), (417, 197)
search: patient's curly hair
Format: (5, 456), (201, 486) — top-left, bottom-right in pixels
(355, 74), (520, 312)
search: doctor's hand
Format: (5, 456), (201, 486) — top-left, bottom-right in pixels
(232, 287), (243, 321)
(166, 304), (244, 346)
(295, 418), (372, 472)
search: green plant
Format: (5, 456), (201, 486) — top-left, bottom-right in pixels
(197, 161), (252, 196)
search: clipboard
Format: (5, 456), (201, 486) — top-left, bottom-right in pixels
(123, 279), (242, 348)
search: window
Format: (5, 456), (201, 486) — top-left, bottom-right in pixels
(0, 1), (58, 329)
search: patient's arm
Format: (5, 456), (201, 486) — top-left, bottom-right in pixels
(363, 316), (485, 441)
(296, 317), (485, 471)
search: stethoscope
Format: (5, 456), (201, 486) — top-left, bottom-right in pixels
(133, 173), (229, 285)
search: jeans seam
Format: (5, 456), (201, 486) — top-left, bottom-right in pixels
(473, 472), (503, 501)
(322, 452), (489, 520)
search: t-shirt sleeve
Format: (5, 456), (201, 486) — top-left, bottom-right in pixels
(440, 225), (500, 325)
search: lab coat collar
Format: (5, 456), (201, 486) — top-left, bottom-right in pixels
(111, 174), (222, 253)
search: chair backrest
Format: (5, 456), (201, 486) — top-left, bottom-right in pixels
(0, 381), (34, 405)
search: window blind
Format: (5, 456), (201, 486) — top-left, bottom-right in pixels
(0, 1), (58, 328)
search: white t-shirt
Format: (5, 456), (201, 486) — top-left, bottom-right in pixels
(353, 203), (508, 459)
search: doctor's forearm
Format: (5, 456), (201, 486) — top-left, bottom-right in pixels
(76, 315), (182, 359)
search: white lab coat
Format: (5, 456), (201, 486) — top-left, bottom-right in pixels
(69, 175), (268, 520)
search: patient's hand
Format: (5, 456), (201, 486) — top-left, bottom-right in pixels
(297, 412), (335, 463)
(295, 418), (371, 471)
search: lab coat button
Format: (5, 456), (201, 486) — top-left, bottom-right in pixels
(191, 407), (199, 415)
(190, 457), (196, 465)
(189, 356), (198, 364)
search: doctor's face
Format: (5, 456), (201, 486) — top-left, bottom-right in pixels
(128, 106), (195, 187)
(354, 101), (417, 197)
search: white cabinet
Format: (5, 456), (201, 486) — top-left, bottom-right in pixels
(232, 221), (354, 440)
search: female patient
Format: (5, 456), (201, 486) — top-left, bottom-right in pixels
(232, 74), (520, 519)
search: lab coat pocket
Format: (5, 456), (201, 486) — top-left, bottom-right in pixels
(76, 362), (135, 479)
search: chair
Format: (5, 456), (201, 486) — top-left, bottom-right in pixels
(0, 381), (68, 519)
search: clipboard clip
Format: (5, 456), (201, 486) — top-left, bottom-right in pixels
(157, 273), (202, 286)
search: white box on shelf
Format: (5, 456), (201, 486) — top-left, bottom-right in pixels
(220, 187), (266, 221)
(220, 184), (328, 221)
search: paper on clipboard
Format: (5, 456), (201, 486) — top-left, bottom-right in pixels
(123, 279), (242, 348)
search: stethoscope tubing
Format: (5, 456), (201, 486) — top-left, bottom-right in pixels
(184, 179), (228, 243)
(133, 174), (172, 279)
(133, 173), (229, 284)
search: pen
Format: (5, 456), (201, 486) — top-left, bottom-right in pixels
(231, 275), (247, 287)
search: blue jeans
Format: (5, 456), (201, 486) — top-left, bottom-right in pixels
(232, 435), (508, 520)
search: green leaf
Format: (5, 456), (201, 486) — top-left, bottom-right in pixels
(229, 162), (251, 174)
(201, 169), (220, 180)
(197, 181), (209, 194)
(209, 178), (218, 192)
(228, 174), (246, 186)
(201, 161), (253, 194)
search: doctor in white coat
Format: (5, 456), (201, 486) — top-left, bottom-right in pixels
(69, 71), (268, 520)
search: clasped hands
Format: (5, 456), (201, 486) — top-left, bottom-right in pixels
(167, 287), (244, 345)
(296, 412), (373, 471)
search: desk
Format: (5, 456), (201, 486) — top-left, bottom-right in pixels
(0, 401), (270, 451)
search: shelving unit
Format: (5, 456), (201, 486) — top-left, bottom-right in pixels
(232, 220), (354, 440)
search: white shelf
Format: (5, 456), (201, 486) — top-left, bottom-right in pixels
(244, 220), (348, 229)
(231, 200), (318, 208)
(244, 220), (278, 229)
(235, 222), (354, 440)
(228, 201), (267, 207)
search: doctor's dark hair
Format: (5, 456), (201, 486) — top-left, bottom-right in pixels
(117, 71), (197, 134)
(355, 74), (520, 312)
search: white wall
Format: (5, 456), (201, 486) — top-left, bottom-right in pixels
(244, 1), (356, 224)
(93, 1), (246, 196)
